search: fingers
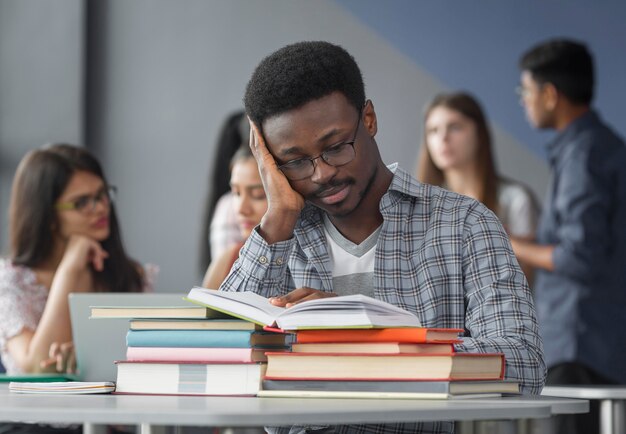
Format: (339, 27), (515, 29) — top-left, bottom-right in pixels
(248, 118), (266, 156)
(285, 291), (337, 308)
(40, 341), (75, 373)
(62, 235), (108, 272)
(67, 349), (77, 374)
(62, 342), (76, 374)
(269, 287), (336, 307)
(90, 245), (109, 272)
(40, 341), (61, 370)
(248, 120), (260, 159)
(248, 118), (278, 170)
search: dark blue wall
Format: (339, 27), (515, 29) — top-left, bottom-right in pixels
(336, 0), (626, 159)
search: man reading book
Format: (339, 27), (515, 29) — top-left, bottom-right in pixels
(220, 41), (545, 434)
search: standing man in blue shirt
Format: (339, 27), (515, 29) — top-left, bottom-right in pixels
(513, 38), (626, 434)
(220, 41), (544, 434)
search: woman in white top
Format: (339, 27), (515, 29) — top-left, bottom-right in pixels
(416, 92), (539, 282)
(202, 145), (268, 289)
(0, 144), (155, 375)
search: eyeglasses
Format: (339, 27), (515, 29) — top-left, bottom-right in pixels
(55, 186), (117, 214)
(516, 84), (545, 99)
(277, 111), (361, 181)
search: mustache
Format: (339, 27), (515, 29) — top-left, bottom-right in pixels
(307, 178), (355, 199)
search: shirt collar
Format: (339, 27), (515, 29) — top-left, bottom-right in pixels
(546, 109), (599, 163)
(299, 163), (422, 222)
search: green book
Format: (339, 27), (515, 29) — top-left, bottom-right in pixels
(0, 373), (80, 383)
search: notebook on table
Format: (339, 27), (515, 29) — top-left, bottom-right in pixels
(68, 292), (186, 382)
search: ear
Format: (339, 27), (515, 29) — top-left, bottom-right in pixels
(362, 100), (378, 137)
(543, 83), (559, 111)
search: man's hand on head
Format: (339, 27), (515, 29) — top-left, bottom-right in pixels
(248, 119), (304, 244)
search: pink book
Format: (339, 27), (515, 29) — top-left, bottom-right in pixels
(126, 346), (280, 363)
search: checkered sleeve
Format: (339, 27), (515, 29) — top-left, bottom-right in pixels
(218, 228), (296, 298)
(455, 207), (546, 394)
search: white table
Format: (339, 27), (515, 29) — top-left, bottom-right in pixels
(543, 385), (626, 434)
(0, 385), (587, 434)
(456, 394), (589, 434)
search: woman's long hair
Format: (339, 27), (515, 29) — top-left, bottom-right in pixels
(200, 111), (249, 270)
(416, 92), (499, 213)
(9, 144), (143, 292)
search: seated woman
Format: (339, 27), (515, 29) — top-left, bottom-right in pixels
(202, 145), (267, 288)
(0, 144), (156, 375)
(416, 92), (539, 281)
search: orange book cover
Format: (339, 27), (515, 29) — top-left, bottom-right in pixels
(295, 327), (462, 344)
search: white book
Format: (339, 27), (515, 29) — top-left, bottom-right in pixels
(9, 381), (115, 394)
(257, 390), (502, 400)
(115, 362), (265, 396)
(184, 287), (421, 330)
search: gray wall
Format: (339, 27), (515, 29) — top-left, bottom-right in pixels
(1, 0), (548, 292)
(0, 0), (84, 250)
(85, 0), (549, 292)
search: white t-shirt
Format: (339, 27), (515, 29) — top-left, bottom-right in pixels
(322, 215), (381, 298)
(496, 178), (540, 238)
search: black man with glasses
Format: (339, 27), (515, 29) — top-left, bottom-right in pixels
(220, 42), (545, 434)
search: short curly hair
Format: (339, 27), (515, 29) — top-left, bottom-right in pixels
(244, 41), (365, 128)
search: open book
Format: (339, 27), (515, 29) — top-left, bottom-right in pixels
(184, 287), (422, 330)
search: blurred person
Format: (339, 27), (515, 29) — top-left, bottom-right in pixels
(0, 144), (156, 376)
(200, 111), (250, 272)
(417, 92), (539, 281)
(515, 38), (626, 434)
(202, 146), (267, 288)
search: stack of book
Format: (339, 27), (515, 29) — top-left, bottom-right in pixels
(260, 328), (517, 399)
(184, 288), (520, 399)
(91, 304), (289, 396)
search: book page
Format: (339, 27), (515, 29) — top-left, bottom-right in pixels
(186, 288), (285, 326)
(276, 294), (422, 330)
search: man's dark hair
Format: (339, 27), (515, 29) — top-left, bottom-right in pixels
(244, 41), (365, 128)
(519, 38), (594, 105)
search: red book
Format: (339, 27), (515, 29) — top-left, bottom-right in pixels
(291, 342), (454, 355)
(295, 328), (462, 344)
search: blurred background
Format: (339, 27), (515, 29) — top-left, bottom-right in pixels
(1, 0), (624, 292)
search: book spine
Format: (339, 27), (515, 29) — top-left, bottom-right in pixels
(126, 347), (256, 362)
(125, 330), (255, 348)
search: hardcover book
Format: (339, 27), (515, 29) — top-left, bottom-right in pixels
(257, 390), (503, 400)
(264, 352), (505, 381)
(261, 379), (520, 397)
(90, 305), (227, 319)
(125, 329), (288, 348)
(294, 328), (462, 344)
(185, 287), (422, 330)
(129, 319), (261, 331)
(115, 361), (266, 396)
(291, 342), (454, 354)
(126, 346), (280, 363)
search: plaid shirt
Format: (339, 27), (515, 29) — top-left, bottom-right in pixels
(221, 164), (545, 434)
